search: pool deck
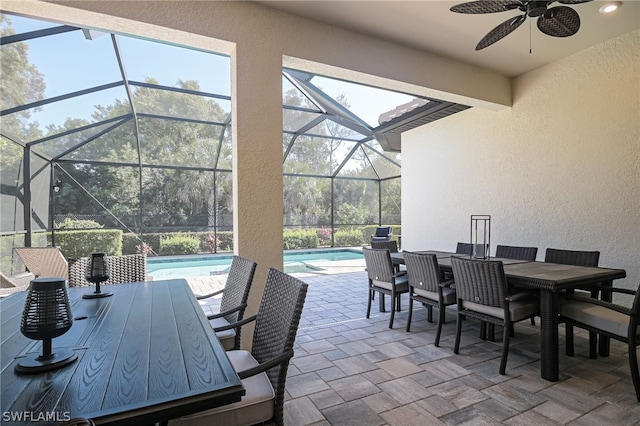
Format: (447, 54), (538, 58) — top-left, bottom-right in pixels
(186, 257), (367, 300)
(193, 261), (640, 425)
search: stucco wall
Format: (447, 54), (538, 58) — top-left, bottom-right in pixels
(402, 30), (640, 289)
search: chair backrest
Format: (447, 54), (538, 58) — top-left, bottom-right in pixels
(374, 226), (392, 238)
(251, 268), (308, 426)
(68, 254), (147, 287)
(14, 247), (69, 279)
(370, 240), (398, 253)
(495, 245), (538, 261)
(545, 248), (599, 267)
(403, 251), (442, 293)
(451, 257), (508, 309)
(455, 242), (487, 256)
(362, 247), (395, 284)
(219, 256), (257, 324)
(0, 272), (34, 297)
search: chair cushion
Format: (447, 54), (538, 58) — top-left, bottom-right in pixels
(560, 299), (640, 339)
(462, 295), (538, 322)
(169, 350), (274, 426)
(414, 287), (456, 305)
(372, 275), (408, 292)
(209, 316), (236, 351)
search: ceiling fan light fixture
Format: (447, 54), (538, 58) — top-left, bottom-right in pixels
(599, 1), (622, 13)
(527, 1), (549, 17)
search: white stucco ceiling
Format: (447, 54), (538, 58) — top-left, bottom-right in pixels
(257, 0), (640, 77)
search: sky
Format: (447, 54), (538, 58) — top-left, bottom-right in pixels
(5, 12), (416, 134)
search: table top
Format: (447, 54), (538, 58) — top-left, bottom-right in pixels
(390, 251), (626, 291)
(1, 280), (244, 425)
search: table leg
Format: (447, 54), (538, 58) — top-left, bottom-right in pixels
(539, 290), (559, 382)
(598, 280), (613, 357)
(379, 293), (386, 312)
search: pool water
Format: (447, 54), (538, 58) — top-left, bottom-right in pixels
(147, 249), (363, 279)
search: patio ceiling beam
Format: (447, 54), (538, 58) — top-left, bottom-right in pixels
(28, 114), (132, 146)
(0, 82), (124, 117)
(283, 130), (362, 143)
(52, 116), (133, 161)
(212, 114), (232, 170)
(55, 158), (230, 173)
(137, 113), (226, 127)
(129, 81), (231, 101)
(0, 24), (78, 45)
(111, 33), (144, 234)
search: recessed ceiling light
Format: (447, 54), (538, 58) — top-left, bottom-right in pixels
(599, 1), (622, 14)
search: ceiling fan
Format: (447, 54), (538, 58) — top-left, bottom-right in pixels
(450, 0), (594, 50)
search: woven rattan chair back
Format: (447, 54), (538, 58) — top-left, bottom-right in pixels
(219, 256), (257, 324)
(455, 242), (488, 256)
(370, 240), (399, 253)
(363, 247), (395, 283)
(68, 254), (147, 287)
(251, 268), (308, 426)
(403, 251), (441, 293)
(14, 247), (69, 279)
(495, 245), (538, 261)
(451, 257), (508, 309)
(544, 248), (599, 267)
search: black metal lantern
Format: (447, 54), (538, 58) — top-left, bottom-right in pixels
(16, 277), (77, 373)
(83, 252), (112, 299)
(470, 214), (491, 259)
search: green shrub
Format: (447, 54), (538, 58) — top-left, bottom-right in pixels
(57, 218), (104, 229)
(216, 231), (233, 252)
(123, 231), (234, 255)
(316, 228), (332, 247)
(283, 229), (319, 250)
(334, 229), (364, 247)
(160, 234), (200, 255)
(55, 229), (123, 259)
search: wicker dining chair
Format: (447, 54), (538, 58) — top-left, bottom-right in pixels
(68, 254), (147, 287)
(451, 257), (539, 375)
(455, 242), (488, 256)
(495, 244), (538, 261)
(14, 247), (69, 279)
(200, 256), (257, 350)
(545, 247), (600, 357)
(496, 244), (539, 326)
(363, 247), (409, 329)
(559, 282), (640, 402)
(371, 240), (405, 274)
(0, 271), (34, 298)
(169, 268), (308, 426)
(403, 251), (456, 346)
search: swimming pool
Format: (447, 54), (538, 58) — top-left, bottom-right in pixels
(147, 248), (364, 279)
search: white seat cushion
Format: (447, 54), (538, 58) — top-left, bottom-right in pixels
(169, 350), (274, 426)
(560, 299), (640, 338)
(372, 275), (408, 292)
(209, 316), (236, 350)
(462, 296), (538, 322)
(414, 287), (456, 305)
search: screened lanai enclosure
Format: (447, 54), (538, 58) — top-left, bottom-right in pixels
(0, 12), (469, 273)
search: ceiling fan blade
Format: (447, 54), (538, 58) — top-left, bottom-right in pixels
(476, 14), (526, 50)
(537, 6), (580, 37)
(557, 0), (593, 4)
(450, 0), (522, 14)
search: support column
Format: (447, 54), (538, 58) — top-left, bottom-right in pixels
(232, 44), (283, 348)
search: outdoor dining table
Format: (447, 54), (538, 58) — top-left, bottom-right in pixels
(390, 251), (627, 382)
(0, 279), (244, 425)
